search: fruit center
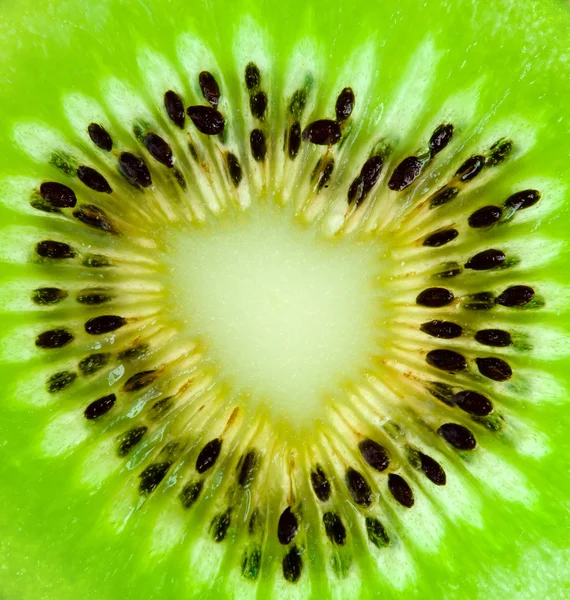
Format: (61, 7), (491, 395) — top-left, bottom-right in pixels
(163, 203), (385, 428)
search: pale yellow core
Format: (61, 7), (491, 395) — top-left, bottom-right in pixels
(162, 203), (387, 428)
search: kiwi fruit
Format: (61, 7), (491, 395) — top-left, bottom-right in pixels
(0, 0), (570, 598)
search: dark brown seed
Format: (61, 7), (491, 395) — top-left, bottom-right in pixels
(35, 240), (75, 259)
(46, 371), (77, 394)
(348, 177), (365, 206)
(288, 122), (301, 159)
(416, 287), (454, 307)
(475, 329), (512, 347)
(84, 315), (127, 335)
(476, 357), (512, 381)
(388, 156), (422, 191)
(250, 129), (267, 162)
(238, 450), (260, 488)
(35, 329), (74, 349)
(358, 439), (390, 472)
(245, 63), (260, 90)
(463, 291), (496, 311)
(282, 546), (302, 583)
(88, 123), (113, 151)
(388, 473), (414, 507)
(426, 349), (467, 372)
(311, 465), (331, 501)
(423, 229), (458, 247)
(418, 453), (446, 485)
(453, 390), (493, 416)
(438, 423), (477, 450)
(346, 467), (373, 506)
(139, 462), (171, 495)
(76, 290), (112, 305)
(39, 182), (77, 208)
(486, 139), (513, 166)
(73, 204), (118, 234)
(429, 123), (454, 156)
(226, 153), (242, 187)
(118, 152), (152, 188)
(430, 186), (459, 208)
(32, 287), (67, 305)
(420, 320), (462, 339)
(122, 370), (157, 392)
(495, 285), (535, 307)
(179, 480), (203, 509)
(164, 90), (185, 129)
(76, 166), (112, 193)
(117, 426), (148, 457)
(317, 159), (334, 191)
(143, 133), (174, 168)
(211, 509), (232, 542)
(465, 249), (506, 270)
(199, 71), (221, 107)
(302, 120), (341, 145)
(505, 189), (540, 211)
(361, 156), (384, 191)
(187, 105), (225, 135)
(456, 155), (485, 182)
(468, 205), (502, 228)
(322, 512), (346, 546)
(250, 91), (268, 120)
(335, 87), (355, 122)
(366, 517), (390, 548)
(84, 393), (116, 420)
(277, 507), (298, 545)
(196, 438), (222, 474)
(78, 353), (110, 376)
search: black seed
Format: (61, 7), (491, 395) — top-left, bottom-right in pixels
(348, 177), (365, 206)
(463, 291), (496, 311)
(39, 182), (77, 208)
(426, 381), (455, 405)
(418, 453), (446, 485)
(345, 467), (373, 507)
(360, 156), (383, 192)
(302, 120), (341, 145)
(388, 156), (422, 191)
(35, 240), (75, 259)
(122, 370), (157, 393)
(426, 349), (467, 372)
(289, 89), (307, 118)
(199, 71), (221, 107)
(76, 290), (112, 305)
(468, 205), (502, 228)
(322, 512), (346, 546)
(164, 90), (185, 129)
(242, 545), (262, 580)
(496, 285), (535, 307)
(245, 63), (260, 90)
(465, 249), (506, 270)
(118, 152), (152, 188)
(226, 153), (242, 187)
(46, 371), (77, 394)
(282, 546), (302, 583)
(84, 393), (116, 420)
(32, 287), (67, 305)
(84, 315), (127, 335)
(73, 204), (118, 234)
(456, 155), (485, 181)
(87, 123), (113, 151)
(420, 320), (462, 339)
(453, 390), (493, 416)
(118, 344), (149, 361)
(358, 439), (390, 472)
(250, 91), (267, 120)
(423, 229), (458, 247)
(430, 186), (459, 208)
(388, 473), (414, 508)
(196, 438), (222, 474)
(476, 357), (512, 381)
(83, 254), (113, 268)
(505, 189), (541, 211)
(311, 465), (331, 501)
(317, 159), (334, 191)
(429, 123), (454, 157)
(486, 139), (513, 166)
(211, 509), (232, 542)
(76, 166), (112, 193)
(335, 87), (355, 122)
(179, 480), (203, 509)
(187, 105), (225, 135)
(475, 329), (512, 347)
(139, 462), (171, 495)
(79, 353), (110, 376)
(288, 122), (301, 159)
(416, 287), (454, 307)
(238, 450), (260, 488)
(143, 133), (174, 168)
(117, 426), (148, 457)
(438, 423), (477, 450)
(278, 507), (298, 545)
(35, 329), (74, 349)
(250, 129), (267, 162)
(365, 517), (390, 548)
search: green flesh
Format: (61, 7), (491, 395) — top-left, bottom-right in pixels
(1, 0), (570, 599)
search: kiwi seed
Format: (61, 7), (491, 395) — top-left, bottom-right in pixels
(87, 123), (113, 151)
(199, 71), (221, 107)
(277, 507), (299, 545)
(76, 166), (112, 193)
(164, 90), (186, 129)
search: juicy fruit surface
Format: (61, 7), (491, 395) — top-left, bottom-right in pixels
(1, 0), (570, 599)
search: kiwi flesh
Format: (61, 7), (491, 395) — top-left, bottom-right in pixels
(1, 0), (570, 599)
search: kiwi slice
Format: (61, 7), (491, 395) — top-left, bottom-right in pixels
(1, 0), (570, 598)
